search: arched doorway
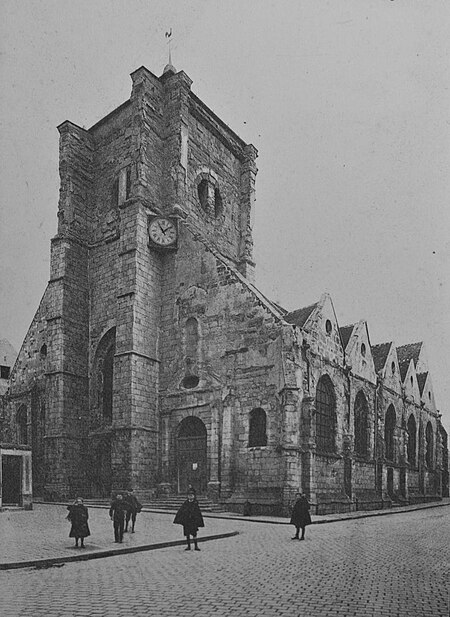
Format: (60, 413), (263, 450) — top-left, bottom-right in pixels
(176, 417), (207, 495)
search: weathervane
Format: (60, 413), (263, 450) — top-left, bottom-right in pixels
(165, 28), (173, 67)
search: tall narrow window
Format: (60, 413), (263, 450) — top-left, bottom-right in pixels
(185, 317), (199, 363)
(214, 187), (223, 217)
(197, 179), (209, 211)
(17, 405), (28, 445)
(407, 414), (417, 467)
(102, 345), (114, 420)
(384, 406), (396, 462)
(182, 317), (200, 389)
(126, 167), (132, 199)
(315, 375), (336, 452)
(354, 391), (368, 456)
(94, 328), (116, 423)
(425, 422), (433, 469)
(248, 408), (267, 447)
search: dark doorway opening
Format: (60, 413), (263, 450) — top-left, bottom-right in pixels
(177, 417), (207, 495)
(2, 455), (22, 505)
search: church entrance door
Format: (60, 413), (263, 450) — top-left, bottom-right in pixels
(176, 417), (207, 495)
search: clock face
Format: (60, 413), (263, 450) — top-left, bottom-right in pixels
(149, 217), (177, 246)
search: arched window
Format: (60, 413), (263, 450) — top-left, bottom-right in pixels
(384, 405), (396, 462)
(354, 391), (369, 456)
(407, 414), (417, 467)
(248, 408), (267, 447)
(425, 422), (433, 469)
(315, 375), (336, 452)
(17, 405), (28, 445)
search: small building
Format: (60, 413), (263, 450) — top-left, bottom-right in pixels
(0, 340), (32, 509)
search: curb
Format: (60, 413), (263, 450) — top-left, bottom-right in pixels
(0, 531), (239, 571)
(36, 498), (450, 526)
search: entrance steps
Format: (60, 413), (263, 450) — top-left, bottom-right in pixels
(83, 496), (224, 513)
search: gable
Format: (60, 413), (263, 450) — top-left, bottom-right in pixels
(403, 361), (421, 404)
(381, 343), (402, 395)
(298, 293), (344, 365)
(418, 372), (437, 412)
(343, 321), (376, 384)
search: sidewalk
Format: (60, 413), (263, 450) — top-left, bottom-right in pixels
(1, 498), (449, 570)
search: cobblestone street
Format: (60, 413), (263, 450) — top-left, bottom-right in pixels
(1, 505), (449, 617)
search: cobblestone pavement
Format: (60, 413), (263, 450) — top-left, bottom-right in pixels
(1, 506), (449, 617)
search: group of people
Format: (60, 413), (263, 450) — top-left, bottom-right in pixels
(66, 488), (311, 549)
(66, 489), (142, 547)
(109, 489), (142, 543)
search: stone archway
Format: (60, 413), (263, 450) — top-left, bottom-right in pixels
(176, 417), (207, 495)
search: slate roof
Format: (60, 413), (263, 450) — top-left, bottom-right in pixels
(417, 372), (428, 396)
(397, 342), (422, 382)
(371, 342), (392, 373)
(339, 325), (355, 350)
(284, 303), (318, 329)
(396, 342), (422, 368)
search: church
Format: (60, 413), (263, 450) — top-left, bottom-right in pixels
(2, 63), (448, 514)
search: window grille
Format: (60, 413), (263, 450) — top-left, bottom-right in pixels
(384, 406), (396, 462)
(315, 376), (336, 452)
(425, 422), (433, 469)
(354, 391), (368, 456)
(407, 414), (417, 467)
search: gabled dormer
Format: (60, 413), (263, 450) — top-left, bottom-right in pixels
(401, 358), (421, 404)
(340, 320), (376, 384)
(371, 341), (402, 395)
(285, 293), (343, 365)
(417, 372), (437, 413)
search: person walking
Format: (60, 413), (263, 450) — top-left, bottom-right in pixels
(124, 489), (142, 533)
(109, 493), (128, 543)
(173, 489), (204, 551)
(66, 497), (90, 548)
(290, 492), (312, 540)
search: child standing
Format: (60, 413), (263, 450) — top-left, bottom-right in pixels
(173, 490), (204, 551)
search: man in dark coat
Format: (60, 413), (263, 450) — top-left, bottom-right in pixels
(124, 489), (142, 533)
(290, 492), (312, 540)
(67, 497), (90, 548)
(173, 490), (204, 551)
(109, 493), (128, 543)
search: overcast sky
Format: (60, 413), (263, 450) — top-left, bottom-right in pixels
(1, 0), (449, 430)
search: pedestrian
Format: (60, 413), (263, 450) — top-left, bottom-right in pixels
(124, 488), (142, 533)
(173, 489), (204, 551)
(66, 497), (90, 548)
(109, 493), (128, 543)
(290, 492), (312, 540)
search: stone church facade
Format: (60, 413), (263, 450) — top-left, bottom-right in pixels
(3, 64), (448, 514)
